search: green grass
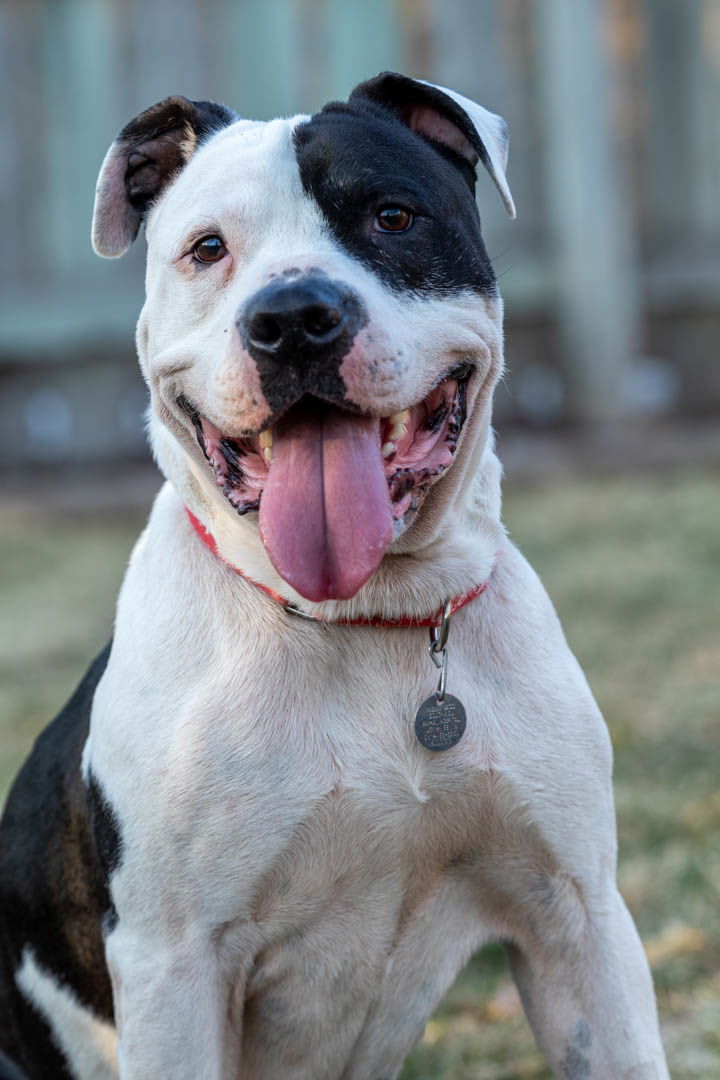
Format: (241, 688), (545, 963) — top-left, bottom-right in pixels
(1, 470), (718, 1078)
(0, 502), (144, 796)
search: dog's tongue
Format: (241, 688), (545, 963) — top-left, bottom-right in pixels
(259, 403), (393, 601)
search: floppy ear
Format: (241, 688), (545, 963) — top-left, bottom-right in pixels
(92, 96), (238, 258)
(349, 72), (515, 219)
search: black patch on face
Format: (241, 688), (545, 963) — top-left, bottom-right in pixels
(293, 99), (497, 296)
(238, 269), (367, 416)
(0, 644), (118, 1077)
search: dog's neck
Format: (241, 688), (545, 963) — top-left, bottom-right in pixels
(185, 507), (494, 626)
(151, 395), (504, 623)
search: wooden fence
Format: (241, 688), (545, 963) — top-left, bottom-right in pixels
(1, 0), (718, 461)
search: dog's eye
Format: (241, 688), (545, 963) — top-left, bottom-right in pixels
(192, 235), (227, 264)
(374, 207), (413, 233)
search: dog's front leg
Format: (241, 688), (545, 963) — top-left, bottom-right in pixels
(506, 882), (669, 1079)
(106, 928), (235, 1080)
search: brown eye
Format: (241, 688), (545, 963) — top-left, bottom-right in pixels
(375, 206), (413, 233)
(192, 235), (227, 263)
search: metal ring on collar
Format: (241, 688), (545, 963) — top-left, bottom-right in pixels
(429, 599), (453, 654)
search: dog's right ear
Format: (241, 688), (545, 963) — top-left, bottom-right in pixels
(92, 96), (237, 258)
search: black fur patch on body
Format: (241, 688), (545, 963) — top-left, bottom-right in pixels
(0, 644), (118, 1079)
(86, 772), (123, 935)
(0, 1049), (30, 1080)
(293, 97), (497, 296)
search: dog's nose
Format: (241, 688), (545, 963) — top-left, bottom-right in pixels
(240, 277), (360, 360)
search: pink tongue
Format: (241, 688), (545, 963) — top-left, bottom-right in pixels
(259, 404), (394, 601)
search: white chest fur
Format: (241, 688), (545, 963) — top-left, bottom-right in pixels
(84, 486), (613, 1078)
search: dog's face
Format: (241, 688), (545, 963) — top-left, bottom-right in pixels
(93, 74), (514, 602)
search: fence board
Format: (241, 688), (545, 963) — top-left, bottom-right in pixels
(533, 0), (641, 420)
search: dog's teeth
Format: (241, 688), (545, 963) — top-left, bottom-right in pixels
(262, 446), (273, 464)
(389, 409), (410, 425)
(389, 423), (407, 441)
(381, 441), (396, 458)
(259, 429), (273, 448)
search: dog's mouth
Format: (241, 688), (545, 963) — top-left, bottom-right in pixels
(180, 369), (469, 601)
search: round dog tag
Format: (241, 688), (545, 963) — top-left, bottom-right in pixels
(414, 694), (466, 751)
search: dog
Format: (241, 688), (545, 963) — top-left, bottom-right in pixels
(0, 72), (670, 1079)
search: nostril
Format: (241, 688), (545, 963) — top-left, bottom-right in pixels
(249, 313), (283, 347)
(240, 276), (363, 362)
(303, 304), (343, 339)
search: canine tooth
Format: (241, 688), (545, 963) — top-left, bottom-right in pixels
(263, 446), (273, 464)
(389, 423), (407, 441)
(381, 441), (396, 458)
(389, 409), (409, 425)
(259, 429), (273, 448)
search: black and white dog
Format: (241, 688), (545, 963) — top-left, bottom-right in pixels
(0, 73), (669, 1079)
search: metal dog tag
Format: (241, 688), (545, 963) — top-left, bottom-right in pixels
(415, 693), (466, 751)
(415, 600), (467, 751)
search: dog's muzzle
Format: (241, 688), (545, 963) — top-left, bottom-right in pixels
(183, 268), (472, 602)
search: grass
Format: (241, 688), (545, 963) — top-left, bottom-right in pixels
(1, 469), (718, 1078)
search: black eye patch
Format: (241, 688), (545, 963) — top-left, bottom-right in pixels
(293, 101), (497, 296)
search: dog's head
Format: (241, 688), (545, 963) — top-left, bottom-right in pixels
(92, 73), (514, 603)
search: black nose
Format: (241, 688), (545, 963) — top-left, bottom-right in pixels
(240, 276), (361, 361)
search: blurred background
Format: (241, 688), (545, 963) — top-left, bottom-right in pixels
(1, 1), (718, 1077)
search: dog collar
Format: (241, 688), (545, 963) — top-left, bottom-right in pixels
(185, 508), (491, 628)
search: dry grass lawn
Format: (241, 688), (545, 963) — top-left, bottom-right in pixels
(1, 469), (718, 1078)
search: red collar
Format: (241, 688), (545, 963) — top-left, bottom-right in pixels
(186, 508), (491, 627)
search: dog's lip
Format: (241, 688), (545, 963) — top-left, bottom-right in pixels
(177, 365), (470, 521)
(177, 363), (472, 439)
(260, 361), (472, 433)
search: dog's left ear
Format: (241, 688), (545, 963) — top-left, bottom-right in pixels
(92, 96), (238, 258)
(350, 72), (515, 219)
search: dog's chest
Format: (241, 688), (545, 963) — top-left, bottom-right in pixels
(95, 612), (497, 1073)
(207, 683), (492, 1076)
(99, 614), (490, 884)
(132, 639), (491, 927)
(224, 764), (489, 1077)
